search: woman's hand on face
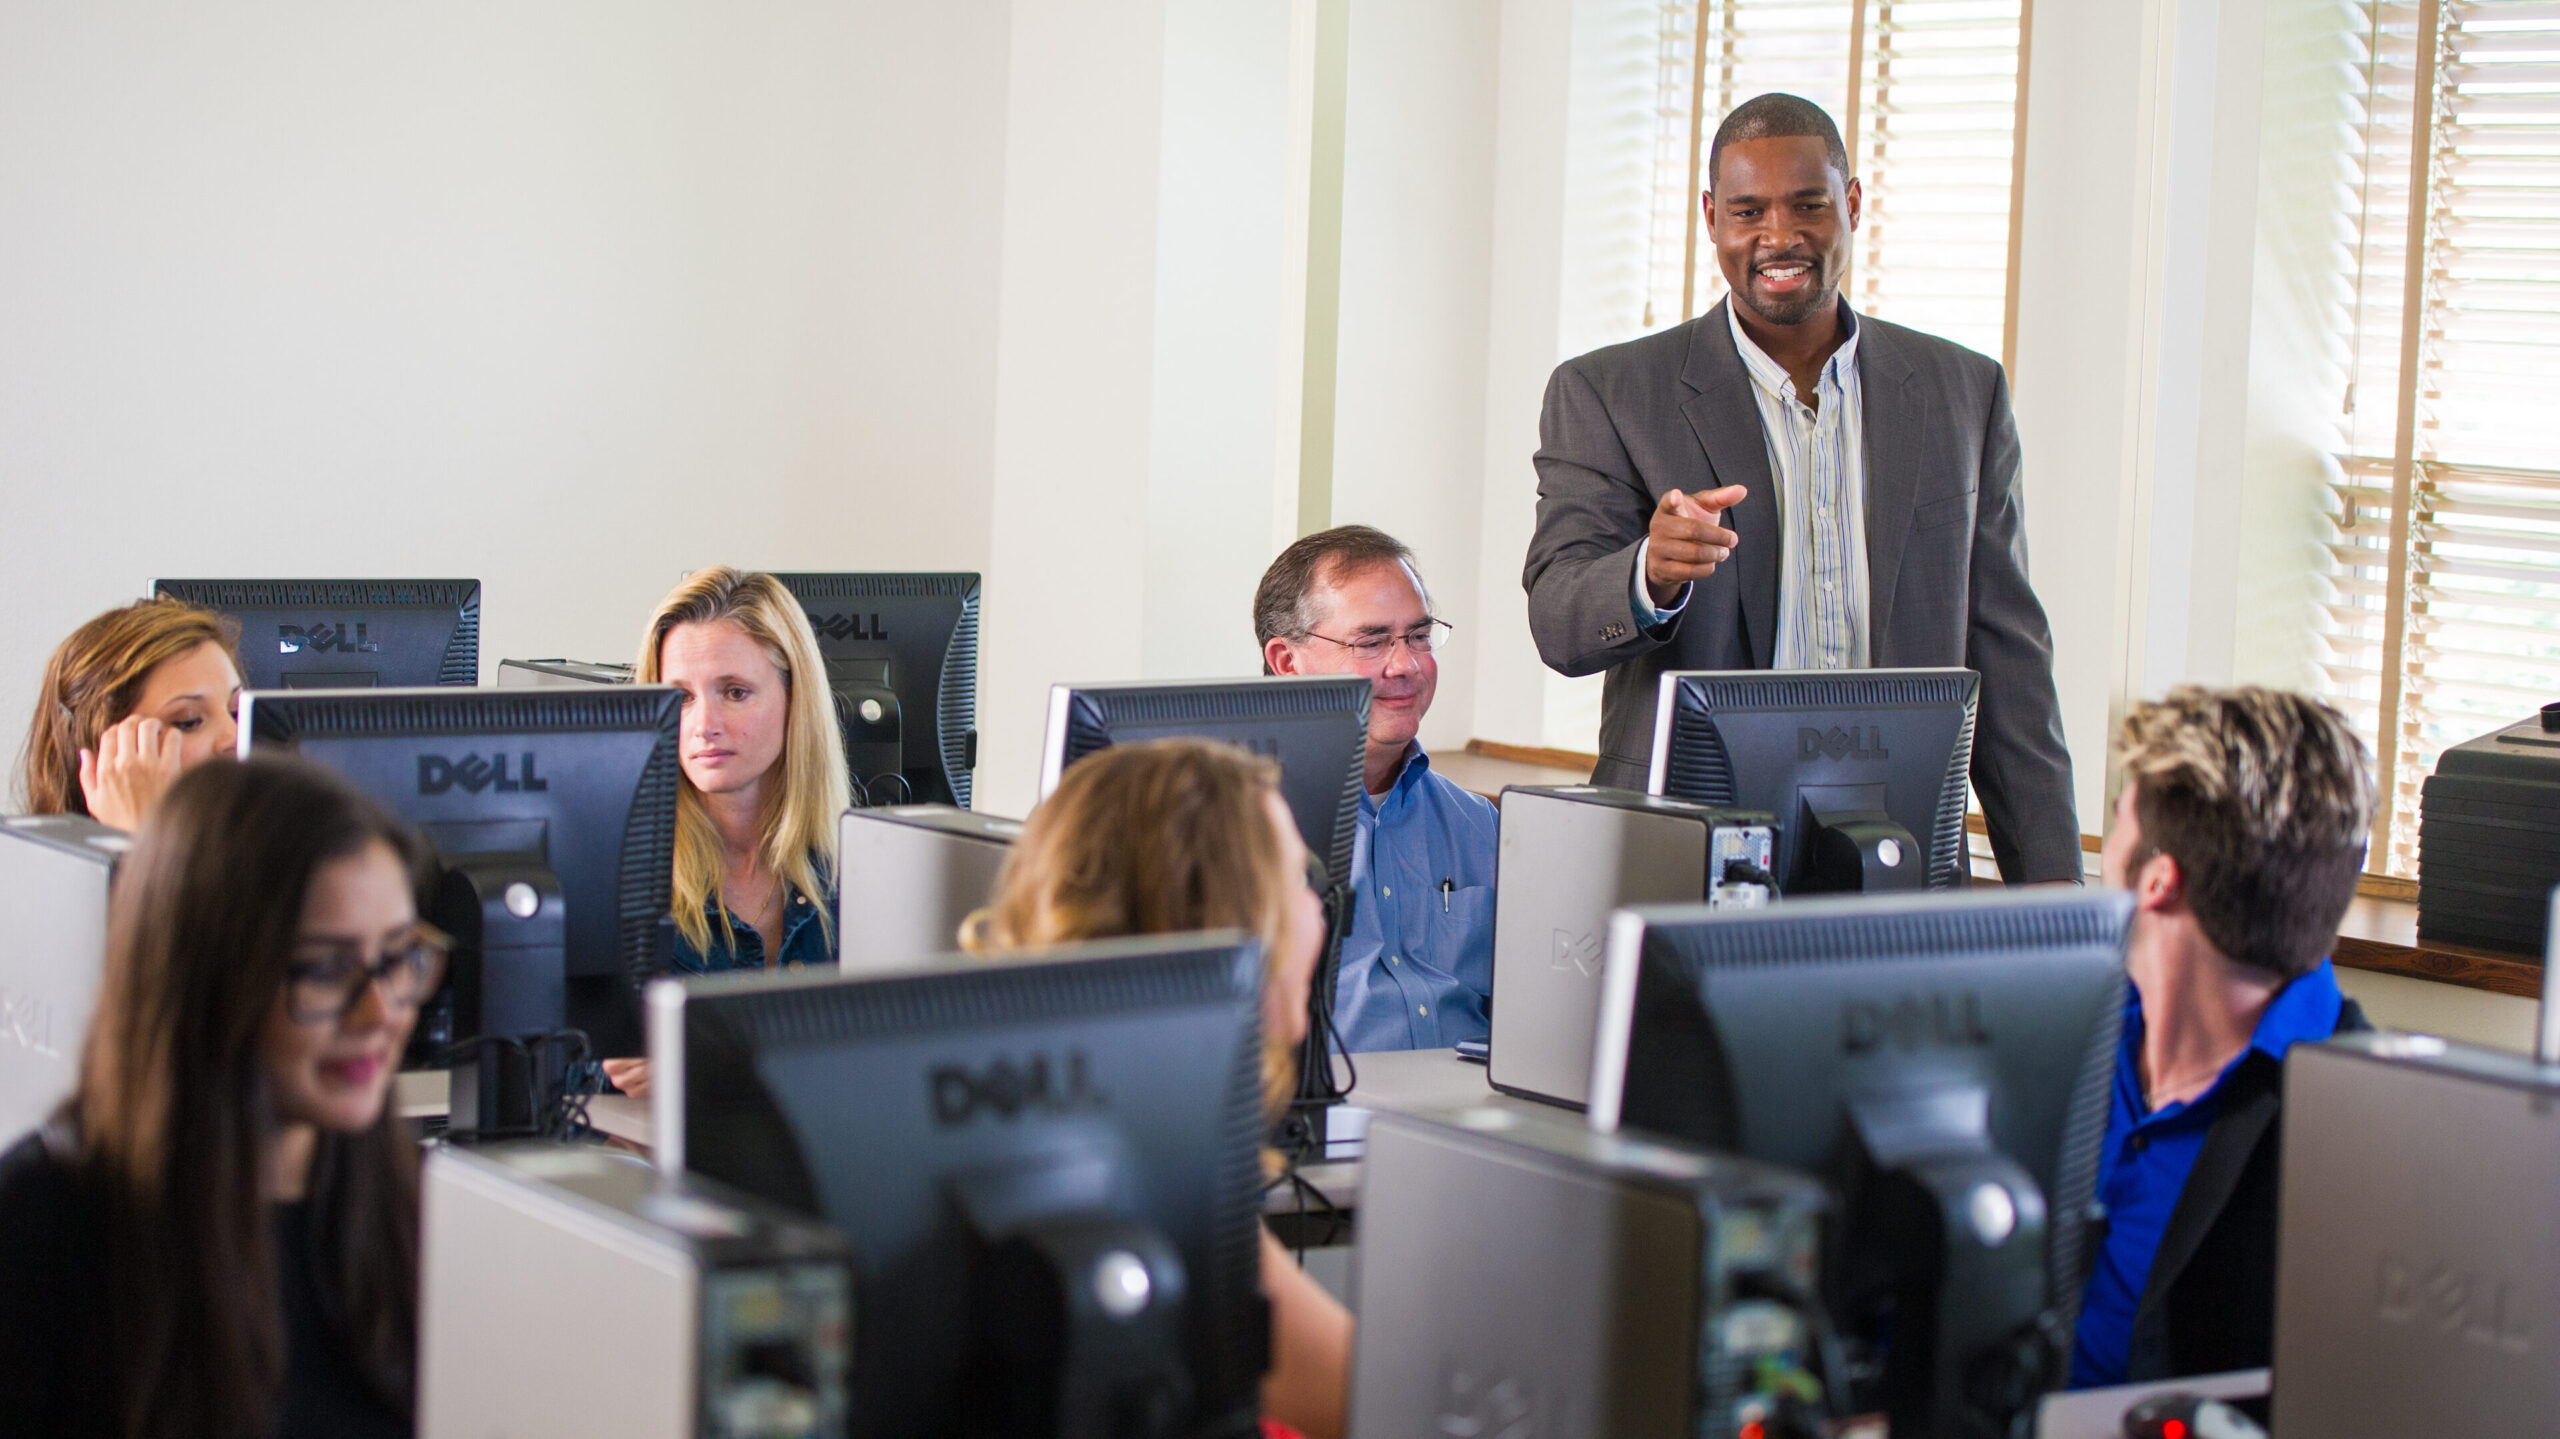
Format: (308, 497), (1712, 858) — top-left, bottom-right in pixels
(601, 1057), (652, 1099)
(79, 715), (187, 831)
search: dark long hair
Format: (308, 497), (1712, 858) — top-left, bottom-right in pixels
(72, 754), (429, 1439)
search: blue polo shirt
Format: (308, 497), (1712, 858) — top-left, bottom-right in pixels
(2069, 959), (2344, 1387)
(1330, 743), (1499, 1052)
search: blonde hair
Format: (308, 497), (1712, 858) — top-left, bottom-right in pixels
(2115, 685), (2374, 977)
(964, 738), (1303, 1121)
(18, 597), (240, 816)
(638, 568), (849, 957)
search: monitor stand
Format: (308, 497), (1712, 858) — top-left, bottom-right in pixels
(1275, 881), (1356, 1161)
(956, 1165), (1200, 1439)
(825, 657), (910, 805)
(433, 856), (578, 1141)
(1846, 1086), (2057, 1439)
(1798, 784), (1927, 893)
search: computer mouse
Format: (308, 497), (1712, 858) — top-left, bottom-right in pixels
(2120, 1392), (2266, 1439)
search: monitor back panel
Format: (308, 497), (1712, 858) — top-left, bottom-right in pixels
(156, 578), (480, 690)
(2273, 1035), (2560, 1438)
(1487, 790), (1707, 1109)
(0, 817), (124, 1141)
(836, 806), (1020, 973)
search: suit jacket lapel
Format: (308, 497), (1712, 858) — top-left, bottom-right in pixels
(1681, 301), (1779, 669)
(2135, 1062), (2281, 1327)
(1859, 321), (1925, 663)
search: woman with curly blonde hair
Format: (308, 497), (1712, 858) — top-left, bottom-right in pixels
(966, 738), (1351, 1439)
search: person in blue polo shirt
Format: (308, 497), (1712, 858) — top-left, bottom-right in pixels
(1255, 526), (1497, 1054)
(2071, 685), (2376, 1388)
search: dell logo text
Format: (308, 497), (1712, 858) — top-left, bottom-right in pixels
(811, 612), (891, 643)
(2377, 1254), (2532, 1354)
(929, 1050), (1108, 1127)
(1799, 725), (1891, 762)
(1550, 929), (1602, 978)
(417, 753), (550, 797)
(1843, 991), (1990, 1053)
(0, 985), (58, 1060)
(1434, 1357), (1539, 1439)
(279, 622), (382, 656)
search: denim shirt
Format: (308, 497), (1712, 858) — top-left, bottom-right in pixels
(1330, 743), (1500, 1052)
(672, 867), (840, 976)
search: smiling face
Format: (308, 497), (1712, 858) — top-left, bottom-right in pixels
(1266, 557), (1439, 758)
(127, 639), (241, 767)
(660, 618), (792, 801)
(1707, 134), (1861, 329)
(258, 839), (420, 1134)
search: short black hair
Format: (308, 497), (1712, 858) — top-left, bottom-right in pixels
(1708, 93), (1849, 192)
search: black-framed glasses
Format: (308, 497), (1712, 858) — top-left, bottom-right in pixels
(285, 922), (451, 1025)
(1297, 618), (1453, 665)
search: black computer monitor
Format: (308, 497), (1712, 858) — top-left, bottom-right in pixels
(1647, 667), (1979, 893)
(240, 685), (681, 1135)
(663, 931), (1271, 1439)
(769, 572), (981, 809)
(1037, 676), (1368, 889)
(154, 579), (481, 690)
(1590, 889), (2132, 1439)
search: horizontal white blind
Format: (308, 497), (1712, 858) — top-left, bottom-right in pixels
(1640, 0), (2026, 367)
(2320, 0), (2560, 877)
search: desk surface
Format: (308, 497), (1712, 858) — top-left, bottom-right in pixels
(2034, 1369), (2266, 1439)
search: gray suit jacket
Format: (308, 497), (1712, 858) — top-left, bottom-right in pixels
(1522, 300), (2080, 884)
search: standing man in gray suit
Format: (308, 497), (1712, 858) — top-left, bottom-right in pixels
(1523, 92), (2079, 883)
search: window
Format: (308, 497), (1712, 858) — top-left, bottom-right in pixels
(2321, 1), (2560, 878)
(1642, 0), (2033, 370)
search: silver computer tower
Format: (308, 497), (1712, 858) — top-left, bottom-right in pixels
(836, 804), (1020, 972)
(420, 1143), (851, 1439)
(1486, 787), (1772, 1109)
(1348, 1105), (1827, 1439)
(2272, 1032), (2560, 1437)
(0, 815), (126, 1141)
(496, 658), (633, 686)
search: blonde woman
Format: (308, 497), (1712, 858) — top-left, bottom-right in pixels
(965, 738), (1353, 1439)
(601, 568), (849, 1100)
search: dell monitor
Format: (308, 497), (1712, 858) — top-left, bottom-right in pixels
(659, 931), (1272, 1439)
(1590, 889), (2133, 1439)
(155, 578), (481, 690)
(241, 685), (682, 1136)
(1647, 668), (1979, 893)
(770, 572), (981, 809)
(0, 815), (129, 1143)
(1037, 676), (1370, 1141)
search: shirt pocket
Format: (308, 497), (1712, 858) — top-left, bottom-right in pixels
(1424, 884), (1498, 995)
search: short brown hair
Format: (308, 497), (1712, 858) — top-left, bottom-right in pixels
(17, 597), (241, 816)
(1252, 524), (1426, 653)
(2115, 686), (2374, 978)
(964, 738), (1301, 1121)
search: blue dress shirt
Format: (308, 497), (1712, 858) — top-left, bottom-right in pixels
(672, 869), (839, 975)
(2069, 959), (2345, 1387)
(1330, 743), (1499, 1053)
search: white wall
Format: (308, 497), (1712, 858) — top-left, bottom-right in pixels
(0, 1), (1011, 779)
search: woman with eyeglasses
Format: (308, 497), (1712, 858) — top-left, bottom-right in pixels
(601, 567), (850, 1100)
(964, 738), (1354, 1439)
(17, 595), (244, 830)
(0, 754), (443, 1439)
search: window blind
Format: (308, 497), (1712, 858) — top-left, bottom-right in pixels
(2321, 0), (2560, 877)
(1641, 0), (2029, 370)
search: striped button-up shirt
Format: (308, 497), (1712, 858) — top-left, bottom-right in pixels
(1633, 302), (1871, 670)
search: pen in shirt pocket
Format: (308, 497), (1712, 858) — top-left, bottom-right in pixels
(1439, 878), (1452, 913)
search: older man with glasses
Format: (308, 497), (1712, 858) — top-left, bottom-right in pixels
(1256, 525), (1498, 1054)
